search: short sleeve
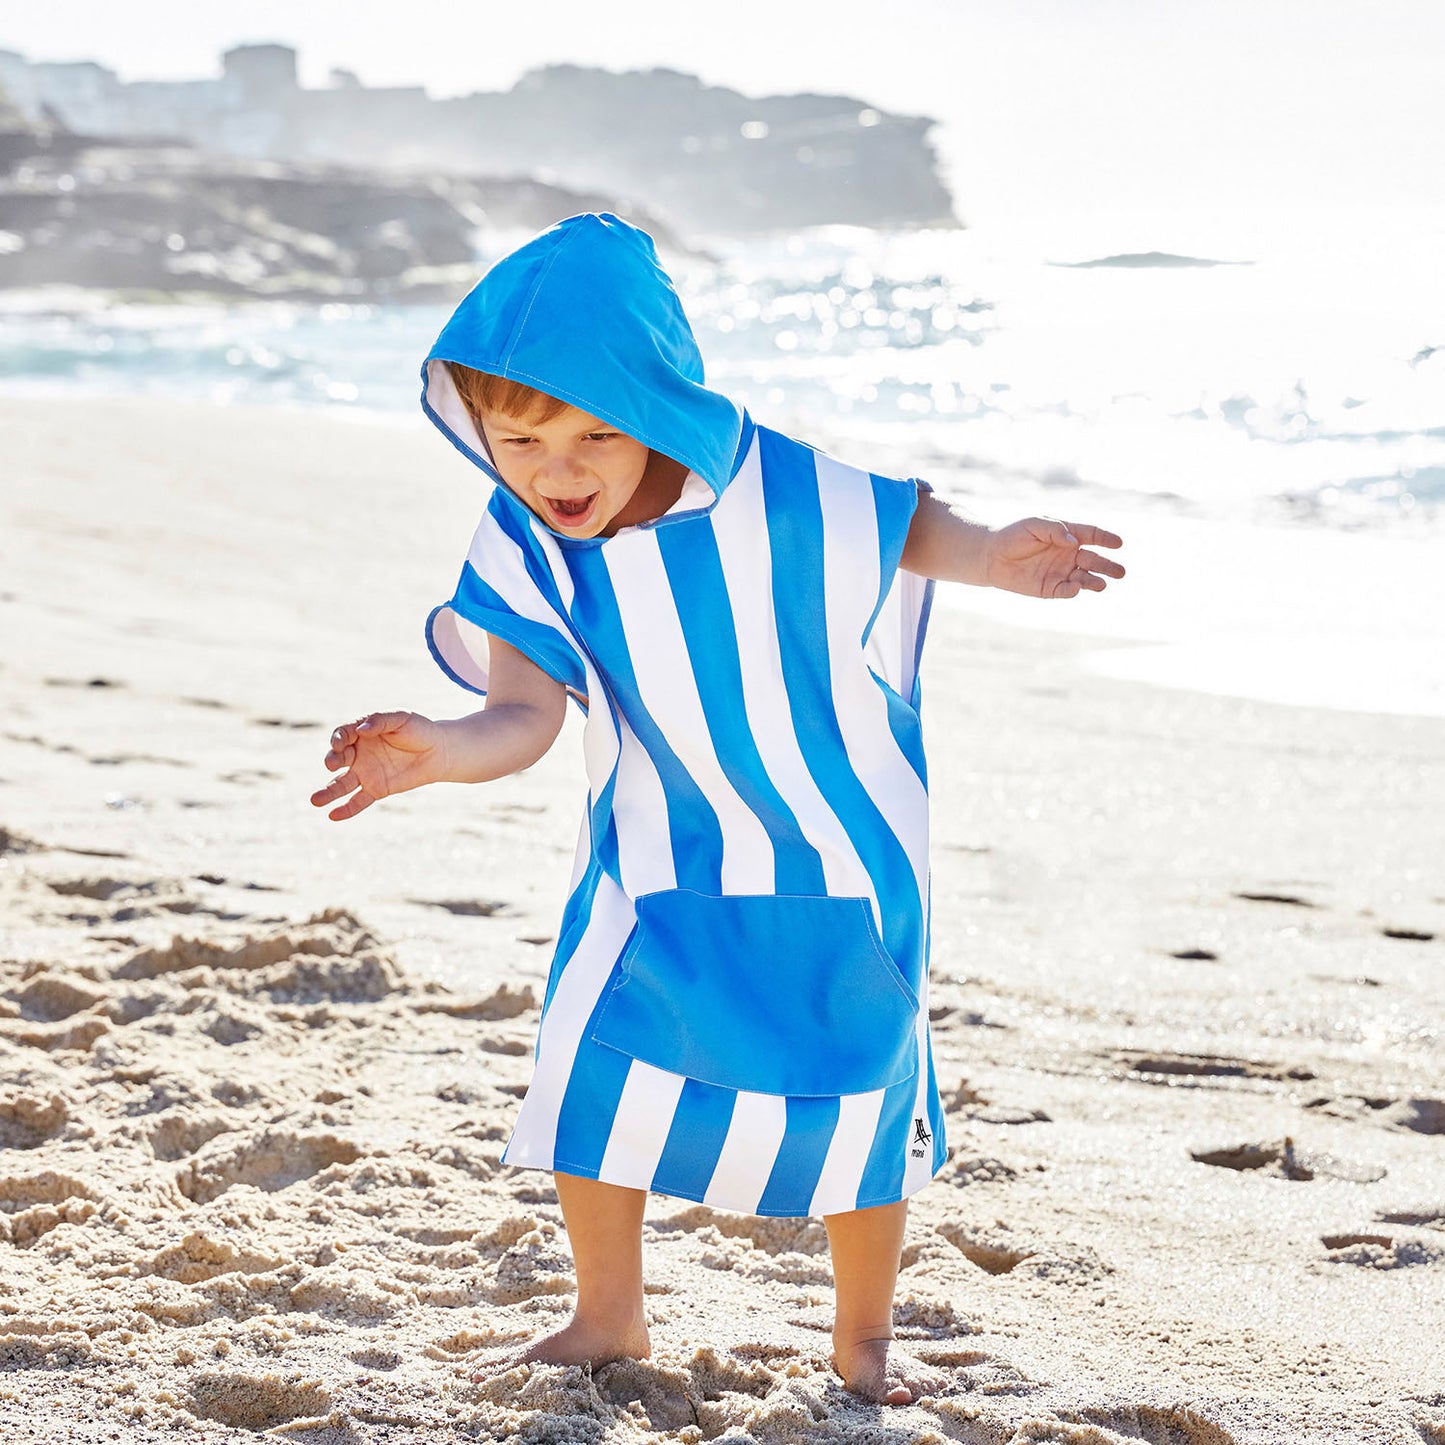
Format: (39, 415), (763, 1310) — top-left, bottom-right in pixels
(864, 471), (934, 709)
(425, 498), (589, 705)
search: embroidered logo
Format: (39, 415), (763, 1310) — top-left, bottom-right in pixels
(910, 1116), (932, 1158)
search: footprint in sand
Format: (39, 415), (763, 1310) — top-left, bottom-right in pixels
(933, 1228), (1033, 1276)
(1377, 1205), (1445, 1230)
(655, 1204), (829, 1259)
(146, 1113), (236, 1162)
(43, 675), (124, 690)
(412, 982), (536, 1022)
(144, 1230), (290, 1284)
(409, 896), (513, 918)
(1320, 1232), (1444, 1270)
(0, 1171), (99, 1246)
(1, 1013), (110, 1054)
(489, 1230), (575, 1304)
(219, 768), (282, 784)
(1190, 1137), (1386, 1183)
(46, 876), (154, 902)
(1112, 1049), (1316, 1085)
(11, 971), (106, 1023)
(177, 1128), (362, 1204)
(0, 1092), (69, 1149)
(193, 873), (281, 892)
(1233, 888), (1320, 907)
(1305, 1095), (1445, 1136)
(187, 1373), (332, 1432)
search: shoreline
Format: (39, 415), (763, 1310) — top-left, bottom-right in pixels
(3, 395), (1443, 1442)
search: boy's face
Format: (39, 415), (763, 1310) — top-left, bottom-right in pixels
(476, 403), (657, 539)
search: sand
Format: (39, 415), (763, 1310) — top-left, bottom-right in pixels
(1, 396), (1442, 1444)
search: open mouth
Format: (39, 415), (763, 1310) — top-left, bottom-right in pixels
(542, 492), (600, 528)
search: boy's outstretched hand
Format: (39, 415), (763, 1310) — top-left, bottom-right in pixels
(311, 711), (446, 821)
(985, 518), (1125, 599)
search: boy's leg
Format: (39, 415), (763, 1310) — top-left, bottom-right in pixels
(825, 1199), (944, 1405)
(516, 1171), (650, 1367)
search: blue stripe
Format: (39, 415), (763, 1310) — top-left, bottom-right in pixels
(758, 429), (924, 978)
(565, 547), (724, 894)
(552, 981), (634, 1177)
(861, 472), (923, 648)
(540, 854), (605, 1020)
(447, 560), (588, 694)
(588, 762), (622, 888)
(874, 673), (929, 789)
(925, 1034), (947, 1174)
(649, 1079), (736, 1201)
(757, 1096), (840, 1216)
(490, 493), (578, 623)
(856, 1073), (917, 1207)
(655, 522), (828, 896)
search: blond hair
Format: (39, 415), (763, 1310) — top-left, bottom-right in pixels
(445, 361), (570, 424)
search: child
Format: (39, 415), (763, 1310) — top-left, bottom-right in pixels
(312, 213), (1123, 1405)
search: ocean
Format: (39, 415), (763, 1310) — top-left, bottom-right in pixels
(4, 210), (1442, 715)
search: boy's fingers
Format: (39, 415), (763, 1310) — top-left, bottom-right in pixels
(328, 790), (374, 822)
(310, 772), (359, 808)
(1067, 523), (1124, 550)
(1077, 549), (1126, 578)
(357, 710), (412, 734)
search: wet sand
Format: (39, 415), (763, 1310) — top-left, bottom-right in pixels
(2, 397), (1442, 1443)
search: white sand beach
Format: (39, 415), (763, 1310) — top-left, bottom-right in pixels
(1, 397), (1442, 1443)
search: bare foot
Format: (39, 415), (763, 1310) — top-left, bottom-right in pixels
(471, 1314), (650, 1378)
(832, 1335), (949, 1406)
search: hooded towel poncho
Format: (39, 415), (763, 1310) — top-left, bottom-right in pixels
(420, 214), (946, 1216)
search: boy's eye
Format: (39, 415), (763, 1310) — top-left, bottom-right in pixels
(584, 432), (619, 442)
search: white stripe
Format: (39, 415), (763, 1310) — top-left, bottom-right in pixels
(596, 1062), (686, 1188)
(708, 444), (873, 900)
(703, 1092), (789, 1214)
(466, 513), (577, 636)
(807, 1089), (888, 1217)
(609, 711), (676, 898)
(502, 873), (636, 1169)
(604, 531), (775, 894)
(814, 454), (931, 914)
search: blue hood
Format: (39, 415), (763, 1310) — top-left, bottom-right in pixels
(421, 213), (747, 526)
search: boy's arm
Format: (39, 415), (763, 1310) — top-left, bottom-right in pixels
(900, 491), (1124, 597)
(312, 637), (566, 821)
(435, 636), (567, 783)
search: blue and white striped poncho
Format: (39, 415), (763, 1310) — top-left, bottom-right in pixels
(420, 214), (947, 1217)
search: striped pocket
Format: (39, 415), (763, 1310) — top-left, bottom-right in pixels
(589, 890), (919, 1097)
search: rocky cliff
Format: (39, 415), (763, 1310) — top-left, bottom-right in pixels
(0, 126), (681, 301)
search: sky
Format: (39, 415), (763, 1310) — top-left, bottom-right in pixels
(4, 0), (1444, 236)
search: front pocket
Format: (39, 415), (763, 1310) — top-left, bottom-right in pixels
(589, 890), (920, 1097)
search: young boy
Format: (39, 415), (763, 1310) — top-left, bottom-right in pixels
(312, 213), (1123, 1405)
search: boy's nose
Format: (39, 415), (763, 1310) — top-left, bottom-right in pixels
(538, 452), (584, 482)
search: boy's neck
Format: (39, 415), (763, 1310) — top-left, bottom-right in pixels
(604, 451), (690, 535)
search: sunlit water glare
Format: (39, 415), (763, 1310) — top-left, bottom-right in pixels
(4, 209), (1442, 714)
